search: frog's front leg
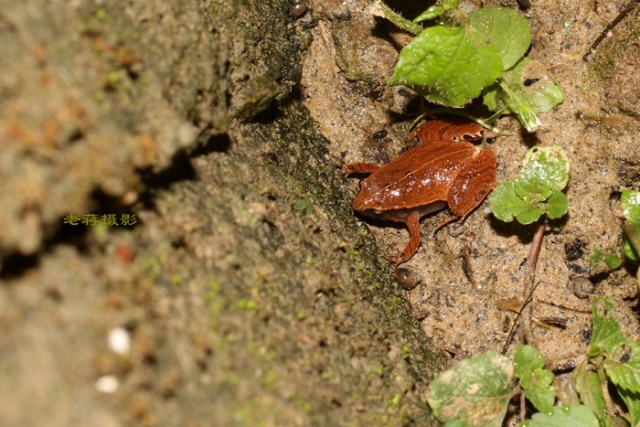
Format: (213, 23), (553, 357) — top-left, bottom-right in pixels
(382, 211), (422, 267)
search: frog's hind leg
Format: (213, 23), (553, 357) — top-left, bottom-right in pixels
(433, 214), (460, 235)
(447, 148), (498, 220)
(382, 211), (422, 266)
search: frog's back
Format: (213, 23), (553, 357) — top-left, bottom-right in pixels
(353, 141), (477, 212)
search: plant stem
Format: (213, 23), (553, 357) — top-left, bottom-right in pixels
(520, 391), (527, 423)
(497, 80), (541, 132)
(521, 222), (546, 345)
(372, 1), (423, 35)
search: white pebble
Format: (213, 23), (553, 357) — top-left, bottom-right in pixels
(95, 375), (119, 393)
(108, 327), (131, 355)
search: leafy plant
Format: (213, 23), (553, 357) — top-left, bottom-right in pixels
(513, 345), (555, 413)
(621, 190), (640, 261)
(488, 146), (569, 225)
(426, 298), (640, 426)
(426, 351), (512, 427)
(377, 0), (563, 131)
(589, 248), (622, 271)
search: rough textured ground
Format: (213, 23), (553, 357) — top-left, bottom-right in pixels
(1, 0), (639, 426)
(302, 0), (640, 369)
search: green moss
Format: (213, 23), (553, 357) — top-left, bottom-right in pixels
(345, 247), (358, 258)
(262, 369), (278, 391)
(294, 197), (314, 215)
(587, 9), (640, 82)
(141, 255), (162, 273)
(236, 298), (259, 310)
(387, 392), (402, 407)
(385, 296), (403, 319)
(367, 362), (385, 378)
(206, 281), (224, 330)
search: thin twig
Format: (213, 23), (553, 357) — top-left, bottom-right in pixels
(521, 223), (546, 345)
(501, 280), (541, 354)
(520, 391), (527, 422)
(583, 0), (640, 60)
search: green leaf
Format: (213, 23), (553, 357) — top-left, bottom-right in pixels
(499, 80), (542, 132)
(520, 368), (555, 413)
(514, 345), (545, 377)
(622, 190), (640, 224)
(530, 82), (564, 114)
(624, 239), (639, 261)
(388, 25), (503, 107)
(482, 83), (500, 111)
(489, 146), (570, 225)
(514, 346), (555, 413)
(517, 59), (565, 115)
(590, 249), (622, 270)
(513, 146), (569, 207)
(427, 351), (512, 427)
(488, 182), (532, 223)
(603, 342), (640, 393)
(589, 249), (604, 269)
(547, 190), (569, 219)
(618, 387), (640, 426)
(522, 146), (570, 191)
(485, 58), (564, 130)
(520, 404), (599, 427)
(501, 57), (528, 84)
(605, 253), (622, 269)
(515, 206), (545, 225)
(515, 168), (553, 205)
(589, 297), (625, 357)
(574, 367), (610, 425)
(467, 8), (531, 70)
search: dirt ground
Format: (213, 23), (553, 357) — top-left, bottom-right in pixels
(303, 1), (640, 421)
(1, 0), (639, 426)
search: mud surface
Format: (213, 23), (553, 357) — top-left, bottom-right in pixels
(1, 0), (639, 426)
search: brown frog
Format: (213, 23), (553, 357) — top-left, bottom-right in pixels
(343, 118), (497, 266)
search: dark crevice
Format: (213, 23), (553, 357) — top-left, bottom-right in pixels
(139, 149), (197, 194)
(0, 253), (40, 280)
(2, 132), (232, 280)
(192, 133), (232, 156)
(137, 133), (231, 209)
(1, 187), (142, 280)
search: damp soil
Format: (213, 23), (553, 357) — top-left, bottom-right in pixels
(1, 0), (639, 426)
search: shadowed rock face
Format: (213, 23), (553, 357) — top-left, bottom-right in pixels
(0, 1), (443, 425)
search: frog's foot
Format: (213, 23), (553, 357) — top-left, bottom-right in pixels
(382, 253), (402, 266)
(432, 215), (460, 236)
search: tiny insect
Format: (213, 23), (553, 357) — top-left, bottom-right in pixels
(371, 129), (388, 142)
